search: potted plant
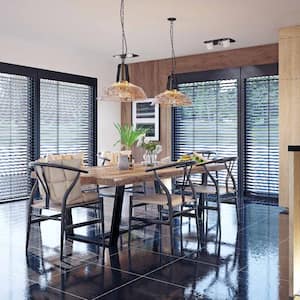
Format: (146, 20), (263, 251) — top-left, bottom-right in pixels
(114, 123), (146, 169)
(114, 123), (146, 150)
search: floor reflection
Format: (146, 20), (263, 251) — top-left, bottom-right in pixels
(0, 200), (289, 299)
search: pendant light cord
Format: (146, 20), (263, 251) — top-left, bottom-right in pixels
(120, 0), (128, 57)
(170, 19), (176, 77)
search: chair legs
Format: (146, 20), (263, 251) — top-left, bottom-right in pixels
(128, 196), (133, 248)
(169, 217), (174, 255)
(60, 212), (66, 260)
(25, 206), (33, 255)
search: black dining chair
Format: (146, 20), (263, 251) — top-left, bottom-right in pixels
(26, 161), (105, 260)
(127, 161), (201, 254)
(192, 157), (238, 238)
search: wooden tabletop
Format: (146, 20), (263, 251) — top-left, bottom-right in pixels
(80, 163), (225, 186)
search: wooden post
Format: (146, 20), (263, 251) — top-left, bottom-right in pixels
(289, 146), (300, 297)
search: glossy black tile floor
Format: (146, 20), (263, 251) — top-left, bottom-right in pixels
(0, 199), (289, 300)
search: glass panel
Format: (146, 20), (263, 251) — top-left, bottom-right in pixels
(40, 79), (92, 163)
(245, 75), (279, 199)
(0, 73), (32, 202)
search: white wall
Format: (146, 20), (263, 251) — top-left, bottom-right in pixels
(0, 35), (121, 155)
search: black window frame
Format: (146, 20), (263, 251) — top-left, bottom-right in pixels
(171, 63), (278, 204)
(0, 62), (97, 203)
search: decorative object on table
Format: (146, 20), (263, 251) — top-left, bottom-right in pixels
(114, 123), (146, 169)
(178, 152), (206, 163)
(118, 153), (130, 170)
(132, 99), (160, 141)
(102, 0), (146, 102)
(137, 135), (162, 166)
(152, 17), (192, 107)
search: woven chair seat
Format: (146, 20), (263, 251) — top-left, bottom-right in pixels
(185, 184), (235, 195)
(32, 191), (100, 210)
(132, 194), (196, 207)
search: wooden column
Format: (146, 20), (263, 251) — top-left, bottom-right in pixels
(279, 26), (300, 208)
(288, 146), (300, 297)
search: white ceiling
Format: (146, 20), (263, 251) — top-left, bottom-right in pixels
(1, 0), (300, 62)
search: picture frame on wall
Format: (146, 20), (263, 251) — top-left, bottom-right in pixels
(132, 99), (160, 141)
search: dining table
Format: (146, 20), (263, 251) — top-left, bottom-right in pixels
(80, 162), (225, 248)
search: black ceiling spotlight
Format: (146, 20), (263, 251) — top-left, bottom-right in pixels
(204, 38), (236, 50)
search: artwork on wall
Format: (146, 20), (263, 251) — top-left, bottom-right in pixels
(132, 99), (160, 141)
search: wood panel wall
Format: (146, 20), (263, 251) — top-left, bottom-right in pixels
(279, 26), (300, 208)
(122, 44), (278, 162)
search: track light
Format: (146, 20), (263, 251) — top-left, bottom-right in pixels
(204, 38), (235, 50)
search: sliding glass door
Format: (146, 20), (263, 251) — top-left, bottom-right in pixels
(0, 73), (32, 202)
(40, 79), (93, 163)
(0, 63), (97, 203)
(172, 64), (278, 202)
(173, 69), (239, 184)
(244, 75), (279, 200)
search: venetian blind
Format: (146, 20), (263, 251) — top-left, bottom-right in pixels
(0, 73), (32, 202)
(40, 79), (93, 164)
(174, 79), (238, 160)
(245, 75), (279, 198)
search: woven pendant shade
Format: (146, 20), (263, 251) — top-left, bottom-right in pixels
(153, 89), (192, 106)
(104, 80), (147, 102)
(154, 17), (192, 107)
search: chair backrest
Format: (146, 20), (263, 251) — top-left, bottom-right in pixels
(30, 160), (88, 208)
(47, 152), (85, 166)
(197, 156), (237, 192)
(187, 150), (216, 159)
(98, 155), (111, 166)
(146, 161), (196, 206)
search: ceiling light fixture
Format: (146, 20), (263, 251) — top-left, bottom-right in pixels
(204, 38), (236, 50)
(153, 17), (192, 107)
(103, 0), (146, 102)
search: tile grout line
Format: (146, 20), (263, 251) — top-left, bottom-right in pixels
(92, 276), (143, 300)
(92, 255), (186, 299)
(29, 280), (88, 300)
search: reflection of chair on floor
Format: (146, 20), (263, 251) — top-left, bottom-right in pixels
(128, 161), (201, 254)
(26, 161), (105, 260)
(189, 227), (241, 299)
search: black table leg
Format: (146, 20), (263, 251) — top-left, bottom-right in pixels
(109, 185), (125, 247)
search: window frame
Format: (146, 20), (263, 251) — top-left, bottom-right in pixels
(171, 63), (278, 204)
(0, 62), (97, 203)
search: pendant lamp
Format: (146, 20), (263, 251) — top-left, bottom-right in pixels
(153, 17), (192, 107)
(103, 0), (147, 102)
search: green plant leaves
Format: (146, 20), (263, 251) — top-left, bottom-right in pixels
(114, 123), (146, 149)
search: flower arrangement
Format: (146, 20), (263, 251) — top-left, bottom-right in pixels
(137, 135), (162, 165)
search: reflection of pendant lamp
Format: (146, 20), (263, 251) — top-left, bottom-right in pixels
(153, 17), (192, 107)
(103, 0), (147, 102)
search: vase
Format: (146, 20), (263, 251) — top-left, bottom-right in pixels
(143, 150), (157, 166)
(118, 154), (129, 170)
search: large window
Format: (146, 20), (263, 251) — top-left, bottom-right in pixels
(172, 65), (278, 202)
(40, 79), (93, 162)
(0, 63), (97, 203)
(174, 79), (238, 159)
(0, 73), (32, 202)
(245, 75), (279, 198)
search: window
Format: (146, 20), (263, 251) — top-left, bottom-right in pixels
(0, 63), (97, 203)
(40, 79), (93, 163)
(172, 64), (278, 202)
(0, 73), (32, 202)
(245, 75), (279, 198)
(174, 79), (238, 160)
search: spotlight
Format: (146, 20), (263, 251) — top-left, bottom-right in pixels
(205, 41), (214, 50)
(203, 38), (236, 50)
(220, 38), (230, 48)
